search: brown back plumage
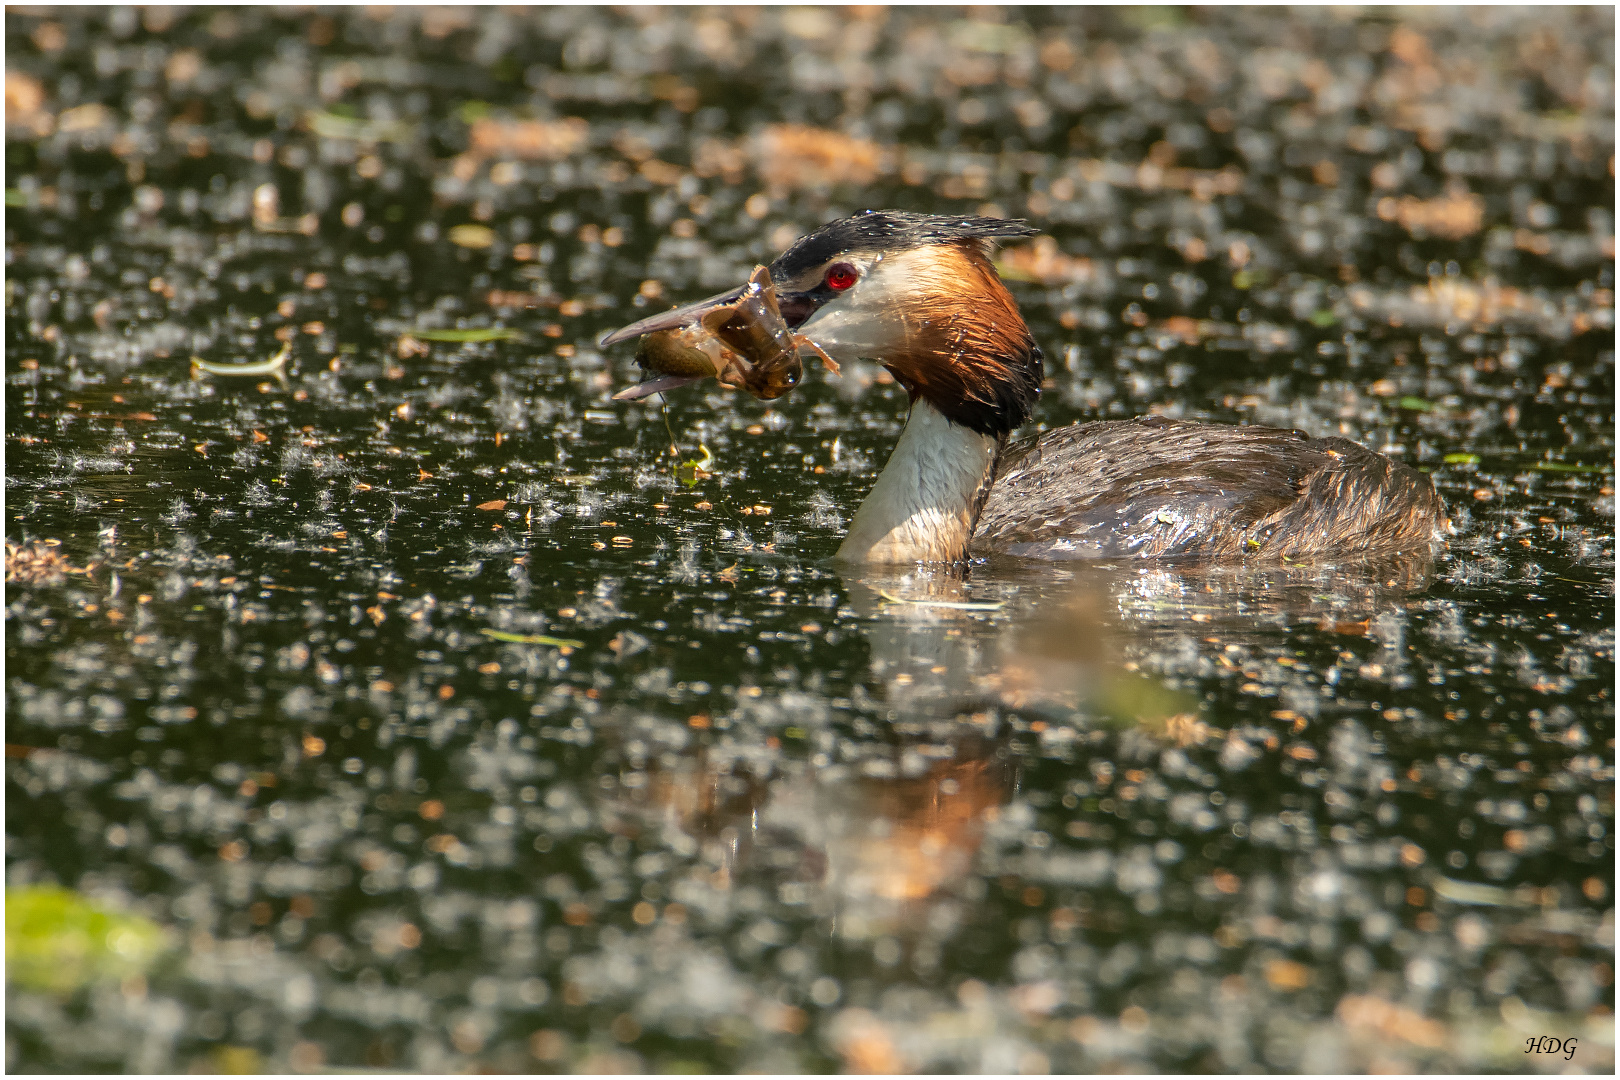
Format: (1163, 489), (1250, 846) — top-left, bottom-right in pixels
(973, 416), (1450, 560)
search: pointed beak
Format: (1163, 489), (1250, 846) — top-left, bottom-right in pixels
(597, 285), (746, 348)
(610, 374), (705, 401)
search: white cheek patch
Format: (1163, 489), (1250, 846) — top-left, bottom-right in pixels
(799, 304), (903, 365)
(797, 254), (913, 365)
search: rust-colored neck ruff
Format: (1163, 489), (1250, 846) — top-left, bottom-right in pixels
(880, 243), (1042, 437)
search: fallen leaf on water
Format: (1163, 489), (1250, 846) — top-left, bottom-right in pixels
(209, 1046), (262, 1075)
(479, 629), (585, 647)
(5, 541), (77, 585)
(753, 124), (888, 190)
(1264, 958), (1312, 991)
(58, 102), (112, 133)
(678, 445), (715, 488)
(6, 885), (168, 995)
(1431, 876), (1531, 908)
(306, 110), (414, 142)
(466, 116), (587, 160)
(1533, 462), (1609, 474)
(191, 343), (291, 378)
(5, 71), (50, 134)
(996, 236), (1093, 285)
(448, 224), (496, 249)
(1377, 189), (1484, 240)
(412, 326), (520, 342)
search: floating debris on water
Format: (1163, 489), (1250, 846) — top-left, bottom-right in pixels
(479, 628), (586, 648)
(410, 327), (523, 343)
(5, 885), (169, 995)
(189, 343), (290, 378)
(2, 6), (1611, 1076)
(4, 540), (79, 585)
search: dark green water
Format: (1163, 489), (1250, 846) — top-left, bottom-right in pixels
(6, 7), (1613, 1074)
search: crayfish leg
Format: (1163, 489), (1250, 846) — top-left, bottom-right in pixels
(795, 335), (841, 375)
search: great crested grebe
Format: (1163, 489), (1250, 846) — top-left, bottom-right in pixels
(603, 210), (1450, 565)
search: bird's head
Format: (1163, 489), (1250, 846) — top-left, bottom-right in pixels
(603, 211), (1045, 435)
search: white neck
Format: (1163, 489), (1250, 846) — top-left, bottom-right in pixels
(836, 400), (999, 564)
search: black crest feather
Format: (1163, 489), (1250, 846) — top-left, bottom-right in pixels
(770, 210), (1038, 282)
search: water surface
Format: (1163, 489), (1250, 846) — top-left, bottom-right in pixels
(6, 7), (1614, 1074)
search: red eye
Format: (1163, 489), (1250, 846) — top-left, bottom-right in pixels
(824, 263), (857, 291)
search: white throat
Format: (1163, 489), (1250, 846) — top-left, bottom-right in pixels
(836, 400), (999, 564)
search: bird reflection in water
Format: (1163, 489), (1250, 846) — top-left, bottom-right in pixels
(599, 550), (1435, 932)
(602, 732), (1012, 928)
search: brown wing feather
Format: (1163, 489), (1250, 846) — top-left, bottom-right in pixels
(971, 417), (1448, 561)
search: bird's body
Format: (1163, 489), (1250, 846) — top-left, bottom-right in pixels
(603, 210), (1450, 565)
(976, 414), (1447, 561)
